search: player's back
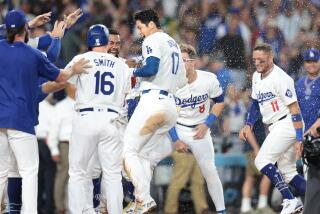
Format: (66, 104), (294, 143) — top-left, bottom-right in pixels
(140, 32), (187, 93)
(68, 51), (130, 112)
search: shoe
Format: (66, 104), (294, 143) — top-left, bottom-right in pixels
(280, 198), (303, 214)
(123, 201), (136, 214)
(134, 199), (157, 214)
(256, 206), (275, 214)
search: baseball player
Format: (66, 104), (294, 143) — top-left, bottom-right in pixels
(85, 28), (132, 213)
(167, 44), (226, 214)
(239, 43), (305, 214)
(122, 9), (187, 213)
(2, 17), (81, 213)
(295, 49), (320, 214)
(66, 24), (131, 214)
(0, 9), (89, 213)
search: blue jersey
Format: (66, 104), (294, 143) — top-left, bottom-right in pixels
(0, 40), (60, 134)
(295, 76), (320, 130)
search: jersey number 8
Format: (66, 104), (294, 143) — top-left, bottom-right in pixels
(94, 71), (114, 95)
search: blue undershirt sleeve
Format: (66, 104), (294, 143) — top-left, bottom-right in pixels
(212, 93), (224, 103)
(46, 38), (61, 62)
(37, 34), (52, 50)
(246, 99), (261, 126)
(133, 56), (160, 77)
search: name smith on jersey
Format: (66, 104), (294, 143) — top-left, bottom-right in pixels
(175, 93), (209, 108)
(93, 58), (115, 68)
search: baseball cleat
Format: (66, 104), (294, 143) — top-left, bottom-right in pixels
(134, 199), (157, 214)
(123, 201), (136, 214)
(280, 198), (303, 214)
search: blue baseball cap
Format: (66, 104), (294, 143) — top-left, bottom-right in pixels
(303, 49), (320, 61)
(5, 10), (27, 29)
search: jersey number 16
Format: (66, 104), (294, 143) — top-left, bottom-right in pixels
(94, 71), (114, 95)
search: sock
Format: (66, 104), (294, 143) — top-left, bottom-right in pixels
(241, 197), (252, 212)
(260, 164), (294, 200)
(257, 195), (268, 209)
(217, 209), (226, 214)
(7, 177), (22, 214)
(289, 174), (306, 196)
(92, 178), (101, 208)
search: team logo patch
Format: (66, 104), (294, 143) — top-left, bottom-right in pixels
(285, 89), (293, 98)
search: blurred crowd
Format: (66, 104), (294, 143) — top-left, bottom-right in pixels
(0, 0), (319, 213)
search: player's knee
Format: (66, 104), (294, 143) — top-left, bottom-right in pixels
(139, 112), (166, 135)
(278, 166), (297, 183)
(254, 154), (268, 171)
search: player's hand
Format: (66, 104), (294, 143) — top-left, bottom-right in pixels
(125, 59), (138, 68)
(50, 21), (66, 38)
(174, 140), (190, 153)
(64, 8), (83, 29)
(52, 155), (60, 163)
(295, 142), (303, 159)
(239, 124), (252, 141)
(71, 58), (92, 74)
(193, 124), (209, 140)
(28, 12), (52, 28)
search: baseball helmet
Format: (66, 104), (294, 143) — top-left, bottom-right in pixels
(302, 134), (320, 168)
(87, 24), (109, 48)
(0, 24), (6, 40)
(303, 48), (319, 62)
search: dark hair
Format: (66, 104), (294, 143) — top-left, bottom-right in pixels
(6, 25), (25, 43)
(134, 9), (161, 29)
(253, 43), (273, 54)
(108, 28), (119, 35)
(180, 43), (196, 58)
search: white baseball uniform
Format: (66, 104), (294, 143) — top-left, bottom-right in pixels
(252, 65), (299, 182)
(66, 51), (131, 214)
(123, 32), (187, 203)
(174, 70), (225, 211)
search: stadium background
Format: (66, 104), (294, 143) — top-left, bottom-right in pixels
(0, 0), (319, 213)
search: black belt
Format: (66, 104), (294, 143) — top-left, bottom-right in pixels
(177, 122), (197, 128)
(142, 89), (169, 96)
(79, 107), (118, 114)
(269, 115), (287, 126)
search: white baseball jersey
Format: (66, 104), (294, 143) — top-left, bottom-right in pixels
(175, 70), (222, 125)
(36, 99), (54, 139)
(139, 32), (187, 93)
(66, 51), (131, 112)
(251, 65), (297, 125)
(47, 97), (75, 156)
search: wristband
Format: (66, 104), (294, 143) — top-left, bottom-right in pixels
(295, 128), (303, 142)
(168, 127), (179, 143)
(292, 114), (302, 122)
(205, 113), (217, 128)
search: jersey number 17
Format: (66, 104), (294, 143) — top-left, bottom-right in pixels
(171, 52), (179, 75)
